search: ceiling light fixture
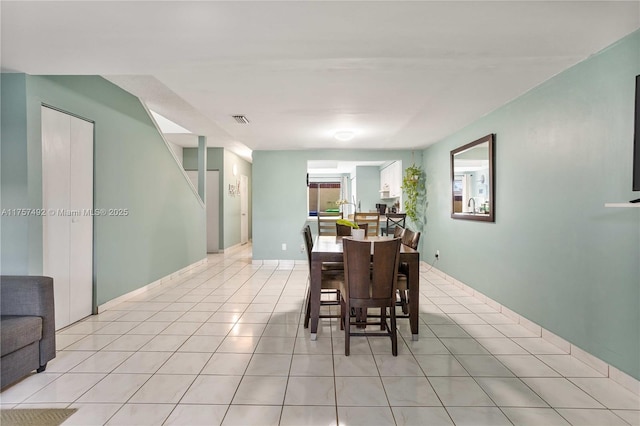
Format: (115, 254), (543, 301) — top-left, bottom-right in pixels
(334, 131), (355, 142)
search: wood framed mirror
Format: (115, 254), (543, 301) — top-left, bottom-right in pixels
(451, 134), (495, 222)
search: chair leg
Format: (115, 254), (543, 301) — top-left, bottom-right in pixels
(390, 306), (398, 356)
(303, 285), (311, 328)
(399, 289), (409, 314)
(344, 301), (350, 356)
(380, 307), (386, 330)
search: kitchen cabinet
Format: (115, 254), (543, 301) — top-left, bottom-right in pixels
(380, 161), (402, 199)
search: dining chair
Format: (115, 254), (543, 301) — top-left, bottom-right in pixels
(393, 226), (405, 239)
(397, 228), (421, 314)
(336, 223), (369, 237)
(340, 237), (401, 356)
(318, 211), (342, 236)
(354, 212), (380, 237)
(381, 213), (406, 236)
(302, 225), (343, 328)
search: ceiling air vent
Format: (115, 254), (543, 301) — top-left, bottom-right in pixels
(232, 115), (250, 124)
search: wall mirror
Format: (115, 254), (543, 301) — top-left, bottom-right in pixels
(451, 134), (495, 222)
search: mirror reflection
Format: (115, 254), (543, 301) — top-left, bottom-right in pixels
(451, 134), (495, 222)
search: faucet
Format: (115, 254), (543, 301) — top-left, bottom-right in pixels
(468, 197), (476, 214)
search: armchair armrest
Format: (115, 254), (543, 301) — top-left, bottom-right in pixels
(0, 276), (56, 365)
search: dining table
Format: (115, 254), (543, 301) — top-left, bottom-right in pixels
(308, 235), (420, 341)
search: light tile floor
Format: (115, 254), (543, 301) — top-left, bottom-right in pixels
(1, 245), (639, 425)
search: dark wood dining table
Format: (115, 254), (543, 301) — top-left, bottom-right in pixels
(308, 235), (420, 341)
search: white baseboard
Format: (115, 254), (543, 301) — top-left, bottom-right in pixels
(221, 241), (253, 253)
(426, 263), (640, 396)
(97, 257), (208, 313)
(251, 259), (307, 267)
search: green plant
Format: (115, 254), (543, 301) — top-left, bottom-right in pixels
(336, 218), (359, 229)
(401, 164), (425, 224)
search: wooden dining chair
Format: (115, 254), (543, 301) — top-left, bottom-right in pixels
(336, 223), (368, 237)
(318, 212), (342, 236)
(381, 213), (406, 236)
(397, 228), (421, 314)
(302, 225), (343, 328)
(393, 226), (405, 239)
(340, 238), (401, 356)
(354, 212), (380, 237)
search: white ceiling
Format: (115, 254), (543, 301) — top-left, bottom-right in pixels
(2, 1), (639, 163)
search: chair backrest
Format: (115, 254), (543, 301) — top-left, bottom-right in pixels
(401, 228), (421, 250)
(318, 212), (342, 236)
(336, 223), (369, 237)
(385, 213), (406, 235)
(342, 238), (401, 306)
(301, 225), (314, 269)
(354, 212), (380, 237)
(393, 226), (405, 239)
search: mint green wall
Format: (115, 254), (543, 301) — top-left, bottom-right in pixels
(422, 31), (640, 379)
(182, 147), (223, 171)
(1, 74), (32, 273)
(0, 74), (206, 305)
(355, 166), (381, 212)
(183, 147), (252, 249)
(252, 150), (422, 260)
(223, 150), (252, 248)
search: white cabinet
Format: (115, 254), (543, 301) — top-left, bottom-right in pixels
(380, 161), (402, 198)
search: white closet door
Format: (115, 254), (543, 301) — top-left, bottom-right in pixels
(68, 117), (94, 323)
(42, 106), (93, 330)
(42, 107), (72, 329)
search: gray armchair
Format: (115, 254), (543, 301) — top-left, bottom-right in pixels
(1, 276), (56, 389)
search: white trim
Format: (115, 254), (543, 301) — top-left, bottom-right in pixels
(610, 366), (640, 396)
(97, 258), (207, 312)
(426, 263), (640, 396)
(604, 203), (640, 208)
(542, 328), (571, 353)
(570, 345), (610, 377)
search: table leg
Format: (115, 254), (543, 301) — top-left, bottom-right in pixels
(409, 256), (419, 341)
(310, 258), (322, 341)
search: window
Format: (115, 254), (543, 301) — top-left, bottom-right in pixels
(308, 182), (341, 216)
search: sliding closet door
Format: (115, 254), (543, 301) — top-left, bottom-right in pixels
(42, 106), (93, 330)
(68, 117), (94, 323)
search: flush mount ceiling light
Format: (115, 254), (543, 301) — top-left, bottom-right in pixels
(334, 131), (355, 142)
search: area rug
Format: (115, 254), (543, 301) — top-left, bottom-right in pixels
(0, 408), (78, 426)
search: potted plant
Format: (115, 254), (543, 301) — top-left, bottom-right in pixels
(336, 218), (359, 229)
(336, 218), (365, 240)
(401, 164), (425, 226)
